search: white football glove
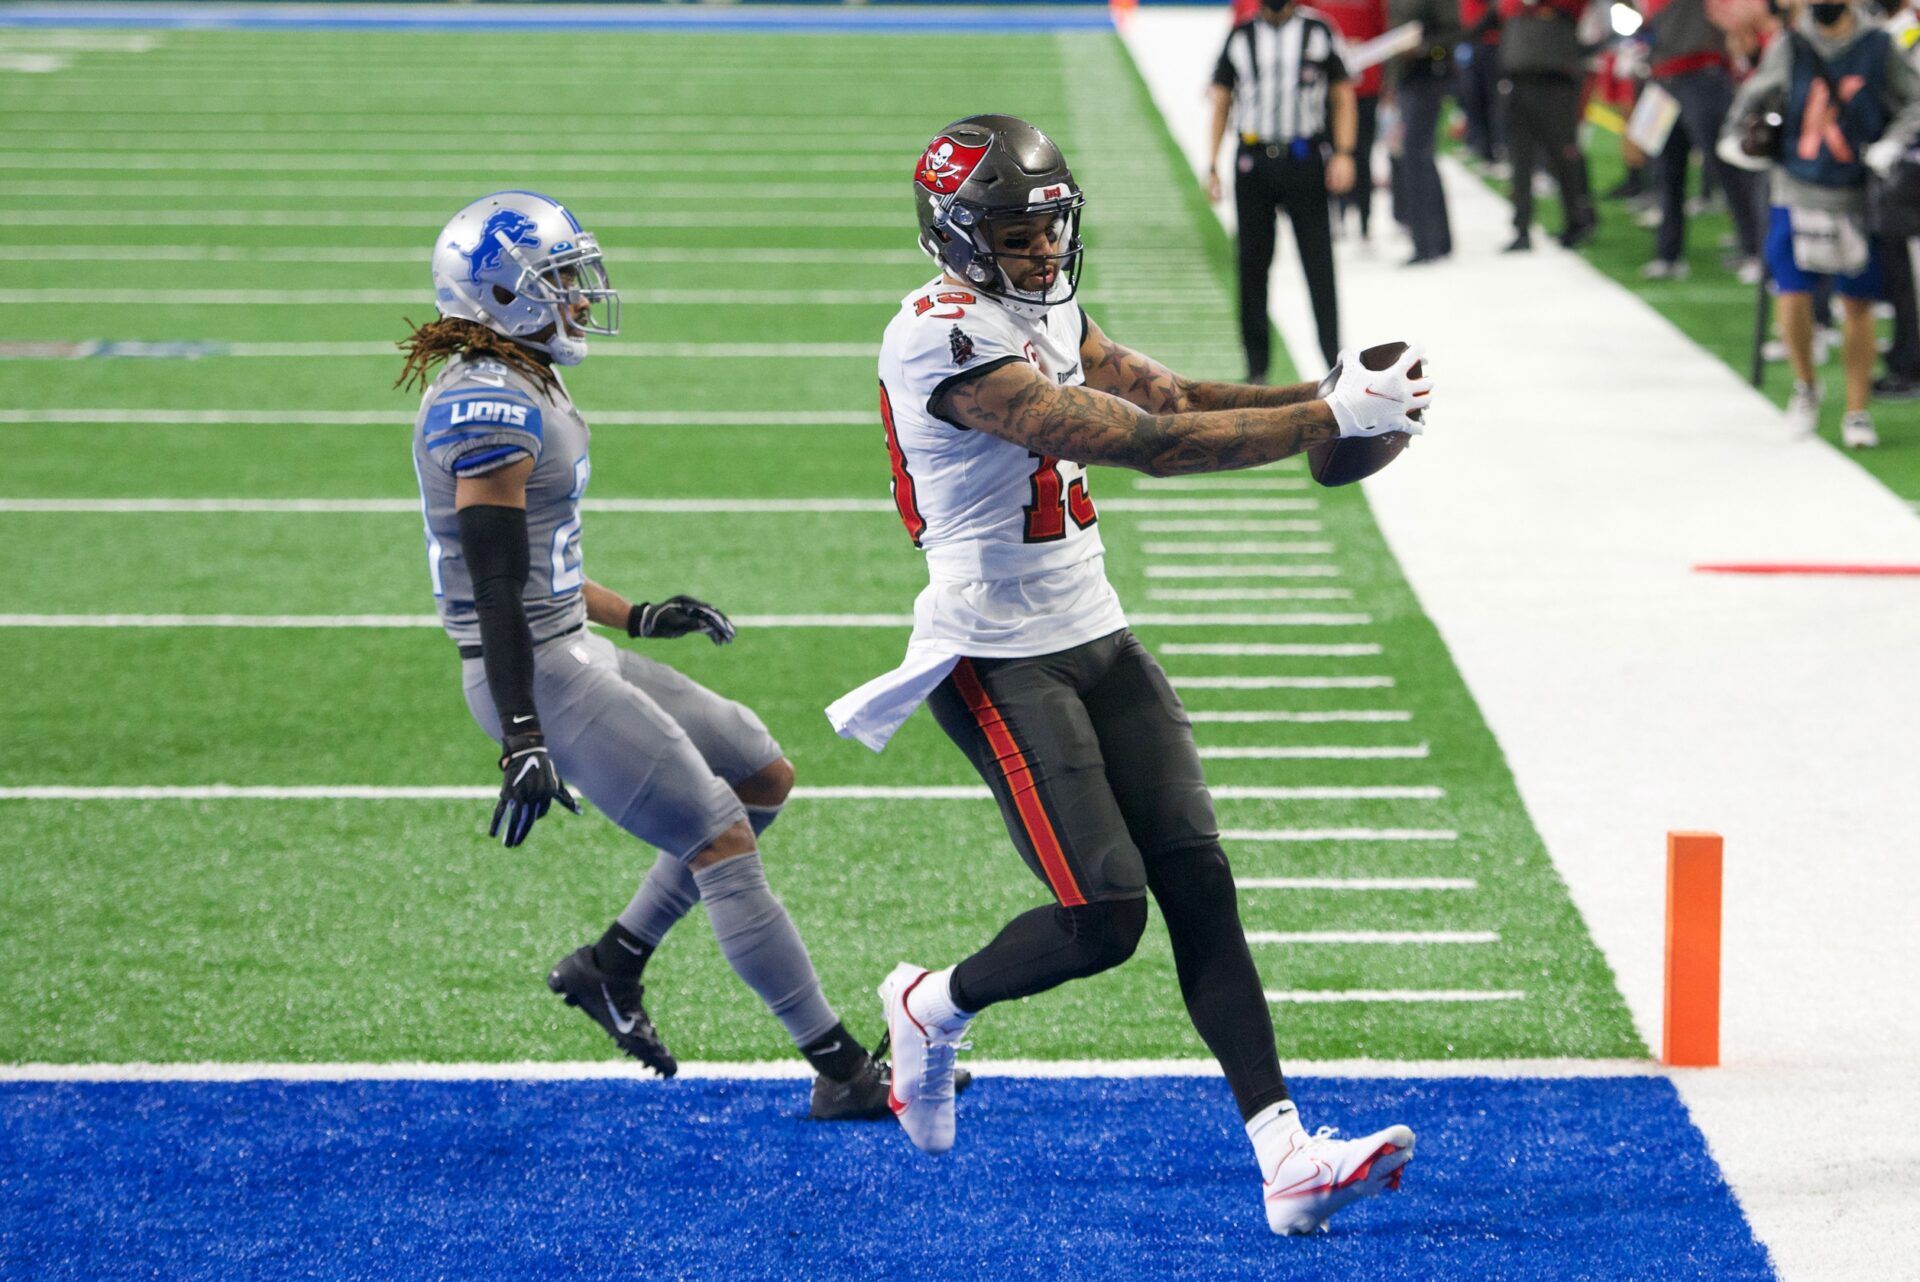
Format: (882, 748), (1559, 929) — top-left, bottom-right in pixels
(1864, 136), (1909, 179)
(1323, 345), (1432, 438)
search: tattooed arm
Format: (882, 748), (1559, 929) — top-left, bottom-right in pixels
(1079, 312), (1321, 414)
(936, 357), (1338, 478)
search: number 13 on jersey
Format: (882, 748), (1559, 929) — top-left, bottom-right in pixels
(1023, 452), (1096, 542)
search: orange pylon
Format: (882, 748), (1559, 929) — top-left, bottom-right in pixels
(1662, 831), (1723, 1067)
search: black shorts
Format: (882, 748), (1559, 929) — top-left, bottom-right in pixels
(927, 628), (1220, 906)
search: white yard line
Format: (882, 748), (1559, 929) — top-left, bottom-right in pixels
(1162, 643), (1380, 656)
(1133, 477), (1308, 491)
(1148, 588), (1355, 601)
(1247, 930), (1497, 945)
(1190, 711), (1411, 723)
(0, 410), (872, 426)
(1223, 828), (1458, 841)
(1141, 541), (1334, 555)
(1136, 520), (1322, 532)
(1267, 990), (1525, 1004)
(0, 289), (902, 306)
(1198, 746), (1429, 760)
(1105, 498), (1318, 512)
(10, 245), (929, 265)
(0, 210), (903, 228)
(1143, 565), (1341, 578)
(1172, 676), (1393, 689)
(1236, 877), (1475, 890)
(0, 614), (913, 629)
(0, 785), (1435, 803)
(0, 1057), (1664, 1083)
(1124, 15), (1920, 1272)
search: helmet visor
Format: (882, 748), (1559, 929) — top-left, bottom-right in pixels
(536, 241), (620, 338)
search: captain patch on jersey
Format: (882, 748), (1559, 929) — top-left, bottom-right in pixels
(878, 275), (1101, 581)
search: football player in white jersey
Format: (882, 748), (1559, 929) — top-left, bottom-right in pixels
(401, 190), (949, 1121)
(829, 118), (1431, 1234)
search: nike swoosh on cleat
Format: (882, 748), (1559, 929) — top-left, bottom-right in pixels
(601, 984), (638, 1036)
(616, 937), (647, 954)
(809, 1041), (843, 1057)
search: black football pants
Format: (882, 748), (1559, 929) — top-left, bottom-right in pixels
(1234, 144), (1340, 377)
(927, 628), (1291, 1120)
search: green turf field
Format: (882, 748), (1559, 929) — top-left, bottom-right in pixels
(0, 28), (1642, 1065)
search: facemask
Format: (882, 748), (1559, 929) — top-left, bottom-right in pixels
(1809, 2), (1849, 23)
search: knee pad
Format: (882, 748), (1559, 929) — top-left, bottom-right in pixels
(1148, 842), (1238, 927)
(1054, 896), (1148, 975)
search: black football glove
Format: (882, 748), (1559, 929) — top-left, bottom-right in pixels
(490, 730), (580, 848)
(627, 595), (735, 646)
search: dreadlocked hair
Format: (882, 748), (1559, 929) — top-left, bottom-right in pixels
(394, 316), (559, 394)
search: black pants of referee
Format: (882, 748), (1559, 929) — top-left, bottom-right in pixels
(925, 629), (1290, 1121)
(1234, 142), (1339, 379)
(1502, 71), (1594, 241)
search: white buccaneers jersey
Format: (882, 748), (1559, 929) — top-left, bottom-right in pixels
(874, 276), (1127, 657)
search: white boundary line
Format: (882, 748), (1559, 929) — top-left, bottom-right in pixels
(1136, 520), (1323, 533)
(0, 1058), (1665, 1083)
(1148, 588), (1355, 601)
(1133, 477), (1308, 491)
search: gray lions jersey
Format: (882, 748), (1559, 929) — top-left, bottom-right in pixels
(411, 354), (591, 648)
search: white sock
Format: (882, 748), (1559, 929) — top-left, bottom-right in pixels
(907, 965), (972, 1034)
(1246, 1100), (1305, 1174)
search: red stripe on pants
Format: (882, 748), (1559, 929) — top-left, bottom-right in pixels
(950, 658), (1086, 908)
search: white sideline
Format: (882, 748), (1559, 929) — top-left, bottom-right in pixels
(1121, 10), (1920, 1275)
(1162, 643), (1380, 655)
(1148, 587), (1354, 600)
(1189, 710), (1409, 722)
(1135, 519), (1323, 532)
(0, 1058), (1666, 1084)
(1143, 565), (1342, 577)
(1141, 541), (1334, 554)
(1223, 828), (1457, 841)
(1132, 477), (1307, 491)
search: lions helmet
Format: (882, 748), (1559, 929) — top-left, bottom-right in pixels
(913, 115), (1085, 317)
(430, 190), (618, 366)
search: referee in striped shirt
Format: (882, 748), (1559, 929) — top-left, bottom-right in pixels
(1207, 0), (1357, 380)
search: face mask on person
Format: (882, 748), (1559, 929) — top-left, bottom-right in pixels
(1809, 2), (1850, 24)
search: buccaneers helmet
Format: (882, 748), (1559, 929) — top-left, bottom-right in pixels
(912, 115), (1085, 315)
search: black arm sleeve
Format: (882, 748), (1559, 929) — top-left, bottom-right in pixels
(456, 502), (540, 737)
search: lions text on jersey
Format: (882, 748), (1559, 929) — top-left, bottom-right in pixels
(828, 278), (1128, 750)
(412, 354), (591, 648)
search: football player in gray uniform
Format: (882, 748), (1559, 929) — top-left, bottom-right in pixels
(399, 190), (920, 1119)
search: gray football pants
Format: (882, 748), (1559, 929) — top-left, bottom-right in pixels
(462, 629), (782, 860)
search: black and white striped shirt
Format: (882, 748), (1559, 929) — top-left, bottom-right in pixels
(1213, 11), (1350, 146)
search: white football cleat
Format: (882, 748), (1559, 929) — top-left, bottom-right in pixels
(1263, 1123), (1416, 1236)
(878, 962), (969, 1155)
(1786, 382), (1821, 438)
(1841, 411), (1879, 449)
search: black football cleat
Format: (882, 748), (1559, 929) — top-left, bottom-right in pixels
(547, 946), (677, 1077)
(807, 1036), (973, 1121)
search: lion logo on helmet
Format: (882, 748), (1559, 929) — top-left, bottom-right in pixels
(916, 135), (992, 196)
(464, 209), (542, 285)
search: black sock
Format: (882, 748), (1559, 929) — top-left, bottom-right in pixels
(800, 1021), (869, 1084)
(591, 922), (653, 981)
(1146, 843), (1291, 1121)
(950, 897), (1147, 1013)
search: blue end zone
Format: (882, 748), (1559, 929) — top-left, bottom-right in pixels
(0, 4), (1119, 33)
(0, 1076), (1773, 1279)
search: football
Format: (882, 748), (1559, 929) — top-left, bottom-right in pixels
(1306, 341), (1421, 487)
